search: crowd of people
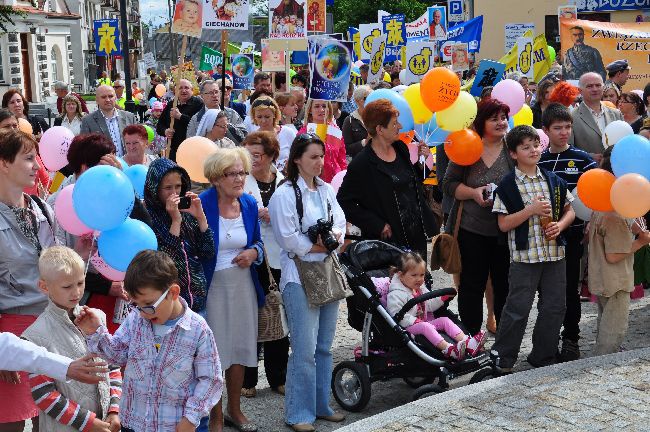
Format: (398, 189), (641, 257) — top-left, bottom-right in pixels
(0, 51), (649, 432)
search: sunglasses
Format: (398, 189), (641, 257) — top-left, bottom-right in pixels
(130, 287), (170, 315)
(295, 132), (323, 144)
(252, 99), (275, 108)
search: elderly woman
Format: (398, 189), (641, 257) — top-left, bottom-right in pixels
(268, 134), (347, 432)
(240, 131), (289, 398)
(298, 99), (347, 182)
(200, 148), (264, 432)
(1, 89), (49, 137)
(442, 98), (514, 335)
(337, 99), (437, 259)
(196, 109), (237, 148)
(275, 92), (299, 131)
(342, 85), (372, 159)
(123, 124), (158, 166)
(54, 93), (85, 135)
(251, 95), (296, 172)
(618, 92), (645, 134)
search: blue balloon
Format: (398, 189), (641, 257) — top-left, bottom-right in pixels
(116, 157), (129, 171)
(508, 117), (515, 130)
(124, 164), (148, 200)
(73, 165), (135, 231)
(98, 218), (158, 272)
(611, 135), (650, 180)
(365, 89), (415, 133)
(414, 114), (451, 146)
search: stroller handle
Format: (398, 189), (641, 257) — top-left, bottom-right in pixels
(393, 288), (458, 325)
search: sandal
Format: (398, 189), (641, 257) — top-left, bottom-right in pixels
(241, 387), (257, 398)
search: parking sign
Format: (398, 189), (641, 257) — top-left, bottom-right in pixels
(448, 0), (463, 23)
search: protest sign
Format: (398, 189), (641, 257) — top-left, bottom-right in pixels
(504, 22), (534, 52)
(202, 0), (249, 30)
(308, 38), (353, 101)
(499, 30), (551, 82)
(269, 0), (307, 38)
(558, 5), (577, 20)
(367, 34), (387, 84)
(143, 52), (157, 69)
(359, 23), (382, 60)
(171, 0), (203, 37)
(94, 19), (121, 56)
(240, 42), (255, 53)
(261, 39), (286, 72)
(347, 27), (361, 62)
(404, 41), (436, 85)
(470, 60), (506, 97)
(231, 54), (254, 89)
(516, 36), (534, 79)
(199, 46), (223, 70)
(428, 6), (448, 41)
(452, 42), (469, 72)
(439, 15), (483, 61)
(307, 0), (326, 32)
(406, 11), (429, 42)
(382, 14), (406, 63)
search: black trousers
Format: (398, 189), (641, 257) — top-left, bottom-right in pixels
(457, 228), (511, 335)
(561, 228), (584, 341)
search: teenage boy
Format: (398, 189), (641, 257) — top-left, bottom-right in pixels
(75, 250), (222, 432)
(490, 125), (576, 372)
(538, 103), (597, 362)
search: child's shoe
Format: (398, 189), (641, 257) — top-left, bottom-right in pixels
(443, 339), (466, 361)
(466, 331), (487, 357)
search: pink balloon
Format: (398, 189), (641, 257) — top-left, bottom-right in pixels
(90, 253), (125, 282)
(40, 126), (75, 172)
(536, 128), (549, 152)
(492, 79), (525, 116)
(330, 169), (347, 193)
(54, 185), (93, 236)
(408, 143), (419, 164)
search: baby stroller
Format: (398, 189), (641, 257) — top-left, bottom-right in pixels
(331, 240), (496, 412)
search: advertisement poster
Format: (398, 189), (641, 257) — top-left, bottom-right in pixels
(269, 0), (307, 38)
(261, 39), (286, 71)
(499, 30), (552, 83)
(382, 14), (406, 63)
(202, 0), (249, 30)
(560, 18), (650, 90)
(308, 38), (353, 101)
(367, 34), (387, 84)
(231, 54), (254, 89)
(359, 23), (382, 60)
(504, 22), (534, 52)
(451, 42), (469, 72)
(470, 60), (506, 97)
(306, 0), (326, 32)
(439, 15), (483, 61)
(404, 41), (436, 85)
(199, 46), (223, 71)
(171, 0), (203, 37)
(406, 11), (429, 43)
(516, 36), (534, 79)
(93, 19), (121, 57)
(428, 6), (447, 41)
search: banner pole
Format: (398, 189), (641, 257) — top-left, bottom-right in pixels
(165, 34), (188, 159)
(221, 31), (228, 110)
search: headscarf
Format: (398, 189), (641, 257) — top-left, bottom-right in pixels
(196, 108), (221, 137)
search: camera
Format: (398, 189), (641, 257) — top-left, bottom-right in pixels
(178, 195), (192, 210)
(307, 219), (339, 253)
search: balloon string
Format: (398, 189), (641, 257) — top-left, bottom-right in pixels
(84, 235), (97, 277)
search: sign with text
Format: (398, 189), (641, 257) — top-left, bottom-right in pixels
(203, 0), (249, 30)
(382, 14), (406, 63)
(470, 60), (506, 97)
(505, 22), (534, 52)
(404, 41), (436, 85)
(199, 45), (223, 70)
(269, 0), (307, 38)
(308, 38), (353, 101)
(231, 54), (254, 89)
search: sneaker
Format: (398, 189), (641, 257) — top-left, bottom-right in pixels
(443, 339), (466, 360)
(559, 338), (580, 362)
(466, 331), (487, 357)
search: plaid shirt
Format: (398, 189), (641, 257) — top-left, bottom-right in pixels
(86, 298), (223, 430)
(493, 167), (573, 264)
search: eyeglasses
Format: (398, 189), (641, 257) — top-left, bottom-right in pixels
(203, 90), (220, 96)
(249, 152), (264, 160)
(223, 170), (248, 179)
(113, 86), (124, 89)
(130, 287), (170, 315)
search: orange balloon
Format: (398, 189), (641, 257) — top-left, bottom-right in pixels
(420, 67), (461, 113)
(444, 129), (483, 166)
(176, 136), (218, 183)
(155, 84), (166, 98)
(602, 100), (617, 109)
(17, 117), (33, 135)
(610, 173), (650, 218)
(576, 168), (615, 212)
(400, 130), (415, 145)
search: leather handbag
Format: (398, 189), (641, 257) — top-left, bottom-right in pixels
(258, 247), (289, 342)
(293, 252), (353, 308)
(430, 200), (463, 274)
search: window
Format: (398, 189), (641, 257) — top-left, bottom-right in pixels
(0, 44), (5, 82)
(50, 47), (58, 82)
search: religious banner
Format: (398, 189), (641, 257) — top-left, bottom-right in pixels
(451, 42), (469, 72)
(428, 6), (448, 41)
(93, 19), (121, 57)
(359, 23), (382, 60)
(470, 60), (506, 97)
(202, 0), (249, 30)
(199, 46), (223, 71)
(382, 14), (406, 63)
(439, 15), (483, 61)
(404, 42), (436, 85)
(306, 0), (326, 32)
(499, 30), (552, 83)
(406, 11), (429, 43)
(308, 38), (353, 101)
(367, 34), (387, 84)
(269, 0), (307, 38)
(560, 18), (650, 90)
(171, 0), (203, 37)
(231, 54), (255, 89)
(261, 39), (286, 71)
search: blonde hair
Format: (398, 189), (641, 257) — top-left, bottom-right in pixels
(273, 92), (295, 108)
(61, 94), (84, 119)
(251, 96), (281, 127)
(303, 98), (334, 126)
(39, 246), (85, 282)
(203, 147), (252, 183)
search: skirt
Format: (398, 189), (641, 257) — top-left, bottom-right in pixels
(206, 265), (258, 370)
(0, 314), (39, 423)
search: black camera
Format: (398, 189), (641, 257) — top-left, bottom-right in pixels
(178, 195), (192, 210)
(307, 219), (339, 253)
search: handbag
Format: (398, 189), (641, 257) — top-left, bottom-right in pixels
(293, 252), (352, 308)
(258, 247), (289, 342)
(430, 200), (463, 274)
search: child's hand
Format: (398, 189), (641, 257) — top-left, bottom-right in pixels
(529, 195), (552, 217)
(74, 306), (102, 335)
(180, 192), (204, 220)
(175, 417), (195, 432)
(89, 418), (112, 432)
(165, 193), (182, 223)
(106, 413), (121, 432)
(544, 222), (561, 240)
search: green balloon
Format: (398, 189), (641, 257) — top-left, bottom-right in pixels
(548, 45), (556, 63)
(143, 125), (154, 143)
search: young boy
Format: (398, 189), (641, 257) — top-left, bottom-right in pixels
(589, 148), (650, 355)
(490, 125), (576, 372)
(22, 246), (122, 432)
(75, 250), (222, 432)
(538, 103), (597, 362)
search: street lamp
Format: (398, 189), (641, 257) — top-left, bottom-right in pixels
(119, 0), (136, 113)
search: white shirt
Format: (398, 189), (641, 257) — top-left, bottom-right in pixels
(276, 126), (297, 173)
(215, 215), (247, 272)
(61, 116), (82, 136)
(102, 109), (124, 156)
(587, 103), (606, 134)
(268, 176), (346, 292)
(0, 332), (71, 381)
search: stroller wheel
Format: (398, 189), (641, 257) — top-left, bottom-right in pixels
(402, 376), (435, 389)
(469, 368), (496, 384)
(412, 383), (445, 401)
(331, 361), (371, 412)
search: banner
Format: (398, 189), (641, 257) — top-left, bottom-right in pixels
(367, 34), (387, 84)
(261, 39), (286, 71)
(359, 23), (382, 60)
(202, 0), (249, 30)
(307, 0), (326, 32)
(199, 46), (223, 70)
(440, 15), (483, 61)
(470, 60), (506, 97)
(504, 22), (534, 52)
(240, 42), (255, 53)
(143, 52), (157, 69)
(576, 0), (650, 12)
(406, 11), (429, 42)
(231, 54), (254, 89)
(428, 6), (448, 41)
(382, 14), (406, 63)
(404, 41), (436, 85)
(560, 18), (650, 90)
(347, 26), (361, 62)
(171, 0), (203, 37)
(269, 0), (307, 38)
(451, 42), (469, 72)
(499, 30), (551, 83)
(308, 38), (353, 101)
(93, 19), (121, 57)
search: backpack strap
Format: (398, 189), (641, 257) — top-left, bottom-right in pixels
(30, 195), (53, 228)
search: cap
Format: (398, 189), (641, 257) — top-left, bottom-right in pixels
(152, 101), (164, 111)
(606, 59), (630, 73)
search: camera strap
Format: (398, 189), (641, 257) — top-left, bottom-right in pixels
(291, 180), (332, 234)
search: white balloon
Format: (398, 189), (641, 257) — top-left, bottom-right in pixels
(399, 69), (406, 83)
(571, 187), (592, 221)
(602, 120), (634, 148)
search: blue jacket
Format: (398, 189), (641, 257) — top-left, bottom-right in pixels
(199, 187), (266, 307)
(494, 167), (568, 251)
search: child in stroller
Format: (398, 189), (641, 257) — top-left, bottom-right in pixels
(386, 251), (487, 360)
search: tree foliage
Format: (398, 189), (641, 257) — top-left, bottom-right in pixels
(0, 0), (37, 33)
(331, 0), (430, 34)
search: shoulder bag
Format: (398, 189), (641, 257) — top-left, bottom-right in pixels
(258, 246), (289, 342)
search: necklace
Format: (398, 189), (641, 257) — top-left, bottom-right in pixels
(258, 182), (273, 194)
(220, 216), (239, 240)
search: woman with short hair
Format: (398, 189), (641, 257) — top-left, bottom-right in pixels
(618, 92), (645, 134)
(123, 124), (158, 166)
(1, 89), (49, 138)
(341, 85), (372, 159)
(251, 95), (296, 172)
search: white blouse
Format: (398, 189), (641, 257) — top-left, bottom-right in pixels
(215, 215), (247, 272)
(61, 116), (82, 136)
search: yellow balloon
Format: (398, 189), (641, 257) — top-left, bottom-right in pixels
(436, 91), (477, 132)
(17, 117), (33, 135)
(513, 104), (533, 126)
(176, 136), (219, 183)
(403, 84), (433, 125)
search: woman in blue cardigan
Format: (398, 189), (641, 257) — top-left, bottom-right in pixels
(200, 147), (264, 432)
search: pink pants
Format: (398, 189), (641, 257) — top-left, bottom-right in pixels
(407, 317), (463, 346)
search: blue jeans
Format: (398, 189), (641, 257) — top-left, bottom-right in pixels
(282, 282), (339, 425)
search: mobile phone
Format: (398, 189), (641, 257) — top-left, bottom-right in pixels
(178, 196), (191, 210)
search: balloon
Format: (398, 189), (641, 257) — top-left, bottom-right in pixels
(547, 45), (556, 63)
(155, 84), (166, 97)
(399, 130), (414, 145)
(176, 136), (219, 183)
(17, 118), (32, 134)
(90, 253), (125, 282)
(414, 114), (451, 146)
(445, 129), (483, 166)
(492, 79), (525, 116)
(602, 101), (617, 109)
(602, 120), (634, 148)
(403, 84), (433, 125)
(98, 218), (158, 272)
(54, 185), (93, 236)
(365, 89), (414, 133)
(576, 168), (615, 212)
(124, 164), (148, 199)
(571, 188), (592, 222)
(610, 135), (650, 180)
(39, 126), (75, 171)
(508, 117), (515, 130)
(330, 170), (347, 194)
(143, 124), (155, 143)
(437, 92), (478, 132)
(398, 69), (406, 84)
(73, 165), (135, 231)
(610, 173), (650, 218)
(513, 104), (533, 126)
(420, 67), (461, 113)
(116, 157), (129, 171)
(536, 128), (549, 152)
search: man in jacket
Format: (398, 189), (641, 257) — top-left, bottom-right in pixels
(187, 80), (247, 144)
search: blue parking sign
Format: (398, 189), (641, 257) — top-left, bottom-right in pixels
(448, 0), (463, 23)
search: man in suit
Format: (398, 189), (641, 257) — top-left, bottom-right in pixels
(568, 72), (623, 163)
(80, 85), (137, 157)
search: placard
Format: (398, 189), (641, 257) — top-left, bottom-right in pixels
(143, 52), (157, 69)
(261, 39), (286, 72)
(269, 0), (307, 38)
(171, 0), (203, 37)
(202, 0), (249, 30)
(231, 54), (254, 89)
(367, 34), (387, 84)
(306, 0), (326, 32)
(516, 36), (534, 79)
(504, 22), (534, 52)
(382, 14), (406, 63)
(404, 41), (436, 85)
(451, 42), (469, 72)
(359, 23), (382, 60)
(199, 45), (223, 71)
(428, 6), (447, 41)
(470, 60), (506, 97)
(308, 38), (353, 102)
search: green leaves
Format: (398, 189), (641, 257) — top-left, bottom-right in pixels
(331, 0), (429, 34)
